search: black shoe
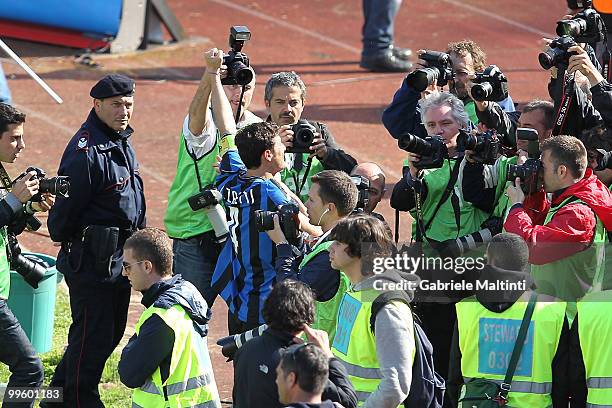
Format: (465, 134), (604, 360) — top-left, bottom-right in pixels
(360, 51), (413, 72)
(391, 45), (412, 61)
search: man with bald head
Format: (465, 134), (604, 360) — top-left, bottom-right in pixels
(350, 162), (387, 214)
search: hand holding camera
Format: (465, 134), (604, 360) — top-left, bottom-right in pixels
(204, 48), (223, 73)
(506, 177), (526, 205)
(12, 171), (39, 203)
(567, 45), (605, 85)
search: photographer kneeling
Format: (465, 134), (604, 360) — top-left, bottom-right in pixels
(0, 103), (56, 407)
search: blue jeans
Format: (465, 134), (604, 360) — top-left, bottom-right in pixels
(0, 300), (43, 408)
(362, 0), (403, 57)
(0, 63), (12, 105)
(172, 231), (222, 308)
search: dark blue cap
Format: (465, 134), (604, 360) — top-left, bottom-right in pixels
(90, 74), (135, 99)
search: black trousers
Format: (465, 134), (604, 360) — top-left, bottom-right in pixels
(42, 273), (130, 408)
(0, 300), (43, 408)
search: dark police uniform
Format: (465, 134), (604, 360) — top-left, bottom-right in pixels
(45, 75), (146, 408)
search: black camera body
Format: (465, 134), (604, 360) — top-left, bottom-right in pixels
(557, 7), (605, 44)
(470, 65), (509, 102)
(222, 26), (254, 86)
(594, 149), (612, 170)
(254, 203), (301, 245)
(398, 134), (449, 169)
(516, 127), (541, 159)
(26, 166), (70, 202)
(539, 36), (579, 70)
(286, 120), (317, 154)
(350, 175), (370, 211)
(457, 129), (501, 165)
(7, 233), (47, 289)
(187, 186), (229, 243)
(406, 50), (454, 92)
(507, 158), (543, 194)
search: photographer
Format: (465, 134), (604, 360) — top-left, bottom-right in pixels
(211, 114), (319, 334)
(164, 48), (261, 308)
(266, 170), (358, 342)
(46, 74), (146, 408)
(350, 162), (387, 215)
(0, 103), (47, 408)
(382, 39), (515, 140)
(581, 125), (612, 186)
(232, 280), (357, 408)
(504, 135), (612, 302)
(265, 72), (357, 202)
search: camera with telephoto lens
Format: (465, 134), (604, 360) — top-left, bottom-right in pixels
(470, 65), (509, 102)
(254, 203), (301, 245)
(398, 134), (449, 169)
(457, 129), (501, 165)
(405, 50), (454, 92)
(217, 324), (267, 360)
(557, 7), (605, 44)
(539, 36), (579, 70)
(506, 158), (543, 194)
(25, 166), (70, 202)
(221, 26), (253, 86)
(438, 217), (503, 258)
(350, 175), (370, 211)
(286, 120), (317, 154)
(187, 185), (229, 243)
(7, 233), (47, 289)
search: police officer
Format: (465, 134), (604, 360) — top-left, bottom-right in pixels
(44, 74), (146, 408)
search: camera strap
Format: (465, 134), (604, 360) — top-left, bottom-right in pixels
(552, 71), (575, 136)
(0, 163), (12, 191)
(293, 156), (313, 198)
(234, 84), (247, 125)
(186, 143), (204, 191)
(414, 160), (461, 243)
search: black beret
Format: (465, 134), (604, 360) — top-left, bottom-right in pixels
(90, 74), (135, 99)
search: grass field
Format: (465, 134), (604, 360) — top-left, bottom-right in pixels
(0, 286), (131, 407)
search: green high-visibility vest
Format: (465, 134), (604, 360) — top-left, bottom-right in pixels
(132, 305), (221, 408)
(492, 155), (517, 220)
(531, 196), (607, 302)
(408, 158), (489, 242)
(299, 239), (350, 344)
(280, 153), (324, 203)
(456, 296), (566, 408)
(331, 288), (414, 406)
(577, 290), (612, 408)
(164, 128), (220, 239)
(0, 228), (9, 299)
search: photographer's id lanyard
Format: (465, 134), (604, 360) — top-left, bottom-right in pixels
(0, 163), (12, 191)
(552, 71), (575, 136)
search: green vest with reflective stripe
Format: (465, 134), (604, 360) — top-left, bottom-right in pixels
(300, 239), (350, 344)
(132, 305), (221, 408)
(492, 155), (517, 220)
(331, 288), (414, 406)
(164, 130), (220, 239)
(531, 197), (607, 301)
(409, 158), (490, 242)
(456, 296), (566, 408)
(0, 228), (10, 299)
(281, 153), (324, 203)
(577, 290), (612, 408)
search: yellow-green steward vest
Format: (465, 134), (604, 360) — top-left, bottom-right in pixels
(531, 196), (607, 301)
(456, 296), (566, 408)
(299, 240), (350, 344)
(164, 128), (220, 239)
(577, 290), (612, 408)
(331, 288), (415, 406)
(132, 305), (221, 408)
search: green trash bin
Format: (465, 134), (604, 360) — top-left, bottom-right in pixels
(7, 253), (58, 354)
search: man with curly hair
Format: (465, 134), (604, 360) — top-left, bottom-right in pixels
(232, 279), (357, 408)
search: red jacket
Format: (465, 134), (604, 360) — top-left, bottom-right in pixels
(504, 169), (612, 265)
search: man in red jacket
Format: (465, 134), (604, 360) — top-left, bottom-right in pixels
(505, 135), (612, 301)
